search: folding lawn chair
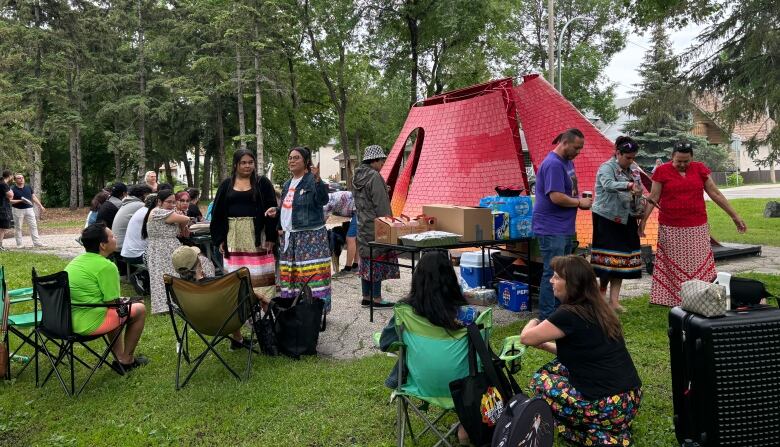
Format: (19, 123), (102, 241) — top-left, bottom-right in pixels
(391, 304), (493, 447)
(32, 268), (129, 397)
(1, 266), (39, 380)
(164, 267), (257, 390)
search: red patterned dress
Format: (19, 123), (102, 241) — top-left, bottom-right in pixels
(649, 161), (717, 306)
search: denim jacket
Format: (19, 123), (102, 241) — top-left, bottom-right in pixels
(280, 172), (329, 230)
(591, 158), (644, 225)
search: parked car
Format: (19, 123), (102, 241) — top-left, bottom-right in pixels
(525, 167), (536, 195)
(327, 182), (344, 193)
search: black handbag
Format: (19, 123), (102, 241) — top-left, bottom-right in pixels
(449, 324), (521, 447)
(730, 277), (775, 307)
(252, 303), (279, 356)
(272, 282), (326, 360)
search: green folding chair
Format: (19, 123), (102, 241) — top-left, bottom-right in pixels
(164, 267), (257, 390)
(1, 266), (39, 380)
(391, 303), (493, 447)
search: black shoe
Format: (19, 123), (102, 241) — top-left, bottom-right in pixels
(360, 299), (394, 309)
(112, 355), (150, 375)
(229, 337), (257, 352)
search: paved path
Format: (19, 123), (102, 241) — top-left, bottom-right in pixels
(712, 183), (780, 200)
(7, 232), (780, 360)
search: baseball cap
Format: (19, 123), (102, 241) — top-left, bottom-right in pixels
(172, 246), (201, 274)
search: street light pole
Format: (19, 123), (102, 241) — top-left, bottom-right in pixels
(547, 0), (555, 86)
(557, 15), (589, 93)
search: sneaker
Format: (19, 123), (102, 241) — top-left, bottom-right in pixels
(33, 243), (47, 247)
(360, 299), (394, 309)
(0, 247), (5, 251)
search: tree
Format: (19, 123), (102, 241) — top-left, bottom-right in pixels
(624, 23), (730, 171)
(499, 0), (626, 123)
(627, 0), (780, 167)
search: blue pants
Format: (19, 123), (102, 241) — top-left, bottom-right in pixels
(538, 234), (574, 320)
(361, 279), (382, 298)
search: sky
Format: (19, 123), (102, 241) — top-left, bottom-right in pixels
(605, 22), (705, 99)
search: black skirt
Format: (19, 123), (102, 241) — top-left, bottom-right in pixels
(590, 213), (642, 280)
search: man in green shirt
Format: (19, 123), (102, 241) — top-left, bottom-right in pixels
(65, 223), (148, 371)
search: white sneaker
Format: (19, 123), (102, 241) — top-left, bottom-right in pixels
(34, 243), (47, 247)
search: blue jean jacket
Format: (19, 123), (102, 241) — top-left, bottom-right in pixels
(280, 172), (329, 230)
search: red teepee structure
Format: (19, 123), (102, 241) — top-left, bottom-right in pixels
(380, 74), (659, 247)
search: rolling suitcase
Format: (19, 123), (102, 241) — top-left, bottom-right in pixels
(669, 306), (780, 446)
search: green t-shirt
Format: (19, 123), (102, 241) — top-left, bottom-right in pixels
(65, 252), (121, 335)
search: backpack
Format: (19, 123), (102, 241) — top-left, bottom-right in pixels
(492, 392), (554, 447)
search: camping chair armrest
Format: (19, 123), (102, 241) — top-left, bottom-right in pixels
(10, 295), (33, 305)
(72, 302), (125, 309)
(9, 287), (33, 297)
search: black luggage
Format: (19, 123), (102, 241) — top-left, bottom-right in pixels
(669, 306), (780, 446)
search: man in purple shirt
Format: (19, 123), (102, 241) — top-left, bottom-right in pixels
(532, 128), (592, 319)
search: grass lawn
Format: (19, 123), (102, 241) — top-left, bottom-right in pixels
(707, 198), (780, 246)
(2, 254), (779, 446)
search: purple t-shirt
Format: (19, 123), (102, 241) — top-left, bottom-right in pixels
(532, 152), (577, 236)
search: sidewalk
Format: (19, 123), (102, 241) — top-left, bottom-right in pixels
(9, 232), (780, 360)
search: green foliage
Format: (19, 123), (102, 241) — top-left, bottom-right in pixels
(726, 172), (744, 187)
(497, 0), (627, 123)
(626, 0), (780, 167)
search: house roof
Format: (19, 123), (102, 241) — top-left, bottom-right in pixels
(692, 95), (775, 141)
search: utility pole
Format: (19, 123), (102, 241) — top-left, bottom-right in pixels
(547, 0), (555, 85)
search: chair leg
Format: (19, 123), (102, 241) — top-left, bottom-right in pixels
(75, 331), (124, 396)
(396, 395), (407, 447)
(405, 403), (453, 447)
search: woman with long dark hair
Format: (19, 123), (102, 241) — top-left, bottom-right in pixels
(266, 146), (331, 312)
(142, 190), (191, 314)
(521, 255), (642, 446)
(590, 136), (645, 312)
(378, 249), (477, 445)
(210, 149), (279, 310)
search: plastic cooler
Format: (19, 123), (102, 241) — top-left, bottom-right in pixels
(459, 251), (494, 288)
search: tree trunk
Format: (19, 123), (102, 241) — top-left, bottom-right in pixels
(193, 142), (200, 187)
(164, 159), (174, 185)
(137, 0), (147, 173)
(254, 24), (264, 175)
(31, 3), (44, 198)
(215, 98), (227, 181)
(76, 129), (83, 207)
(114, 118), (122, 182)
(286, 55), (299, 147)
(200, 147), (212, 201)
(69, 125), (79, 210)
(406, 14), (419, 107)
(236, 45), (247, 151)
(182, 148), (193, 187)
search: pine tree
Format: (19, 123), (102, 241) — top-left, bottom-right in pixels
(624, 23), (705, 168)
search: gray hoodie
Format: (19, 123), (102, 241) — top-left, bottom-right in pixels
(353, 163), (392, 258)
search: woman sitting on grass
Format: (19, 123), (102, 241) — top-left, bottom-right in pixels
(379, 249), (479, 446)
(520, 255), (642, 446)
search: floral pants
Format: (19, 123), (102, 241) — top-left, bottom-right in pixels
(530, 360), (642, 446)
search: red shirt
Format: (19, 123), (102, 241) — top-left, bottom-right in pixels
(652, 161), (711, 227)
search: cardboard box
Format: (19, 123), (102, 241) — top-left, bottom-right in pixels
(422, 205), (493, 242)
(374, 215), (436, 245)
(497, 280), (530, 312)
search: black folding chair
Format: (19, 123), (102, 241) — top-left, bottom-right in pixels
(164, 267), (257, 390)
(32, 268), (129, 397)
